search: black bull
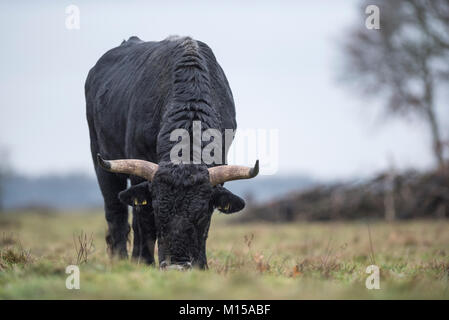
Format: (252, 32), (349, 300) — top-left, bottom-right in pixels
(85, 36), (258, 269)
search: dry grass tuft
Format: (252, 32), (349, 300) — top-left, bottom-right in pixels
(289, 265), (302, 278)
(294, 256), (341, 278)
(422, 260), (449, 280)
(73, 231), (95, 265)
(253, 252), (270, 273)
(0, 240), (32, 270)
(244, 233), (254, 249)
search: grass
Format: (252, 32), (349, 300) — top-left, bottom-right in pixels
(0, 210), (448, 299)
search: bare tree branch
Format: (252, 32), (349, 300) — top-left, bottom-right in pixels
(340, 0), (449, 169)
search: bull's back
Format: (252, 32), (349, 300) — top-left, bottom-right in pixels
(86, 36), (236, 162)
(85, 37), (177, 159)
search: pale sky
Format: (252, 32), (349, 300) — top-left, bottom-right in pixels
(0, 0), (443, 180)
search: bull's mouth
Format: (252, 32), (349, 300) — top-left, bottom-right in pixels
(159, 260), (192, 271)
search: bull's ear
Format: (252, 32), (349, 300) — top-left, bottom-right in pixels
(118, 181), (152, 207)
(211, 186), (245, 214)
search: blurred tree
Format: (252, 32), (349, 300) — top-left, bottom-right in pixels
(341, 0), (449, 170)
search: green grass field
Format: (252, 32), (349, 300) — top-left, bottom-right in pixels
(0, 210), (448, 299)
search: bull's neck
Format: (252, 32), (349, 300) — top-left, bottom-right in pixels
(157, 37), (220, 163)
(157, 100), (221, 163)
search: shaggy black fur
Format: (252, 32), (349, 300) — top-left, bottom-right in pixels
(86, 36), (244, 268)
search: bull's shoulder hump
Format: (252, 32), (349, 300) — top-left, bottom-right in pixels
(120, 36), (144, 46)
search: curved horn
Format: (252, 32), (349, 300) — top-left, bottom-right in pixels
(208, 160), (259, 186)
(97, 154), (159, 181)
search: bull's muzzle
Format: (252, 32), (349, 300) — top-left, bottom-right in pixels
(159, 260), (192, 271)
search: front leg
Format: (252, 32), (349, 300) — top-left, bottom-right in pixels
(118, 180), (155, 265)
(95, 167), (129, 259)
(132, 205), (156, 265)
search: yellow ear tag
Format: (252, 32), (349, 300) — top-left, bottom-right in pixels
(134, 198), (138, 206)
(141, 200), (147, 205)
(223, 204), (230, 211)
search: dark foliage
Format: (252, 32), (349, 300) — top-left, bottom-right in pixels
(241, 170), (449, 222)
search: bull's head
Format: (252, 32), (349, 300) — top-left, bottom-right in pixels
(97, 154), (258, 269)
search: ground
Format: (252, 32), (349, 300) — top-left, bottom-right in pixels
(0, 210), (448, 299)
